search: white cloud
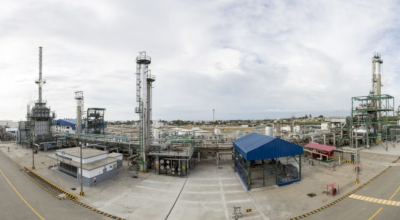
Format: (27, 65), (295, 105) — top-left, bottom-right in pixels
(0, 0), (399, 121)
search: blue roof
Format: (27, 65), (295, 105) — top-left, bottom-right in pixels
(233, 133), (303, 161)
(54, 119), (85, 131)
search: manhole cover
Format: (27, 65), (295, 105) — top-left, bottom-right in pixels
(71, 187), (76, 191)
(218, 167), (223, 169)
(307, 193), (316, 197)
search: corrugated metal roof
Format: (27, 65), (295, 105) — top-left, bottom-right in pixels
(304, 143), (336, 152)
(233, 133), (303, 161)
(54, 119), (85, 130)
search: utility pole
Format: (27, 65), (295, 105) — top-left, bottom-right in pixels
(75, 91), (84, 196)
(80, 142), (84, 196)
(355, 149), (360, 184)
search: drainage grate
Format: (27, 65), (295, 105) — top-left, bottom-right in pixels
(218, 167), (223, 169)
(307, 193), (316, 198)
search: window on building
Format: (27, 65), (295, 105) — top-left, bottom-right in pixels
(60, 162), (77, 174)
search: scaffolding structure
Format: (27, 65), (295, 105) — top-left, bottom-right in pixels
(85, 108), (106, 134)
(350, 94), (395, 149)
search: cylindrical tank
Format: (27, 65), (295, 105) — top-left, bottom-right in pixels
(214, 127), (221, 135)
(265, 126), (273, 136)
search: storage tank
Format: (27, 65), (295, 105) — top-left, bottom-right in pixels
(214, 127), (221, 135)
(265, 126), (273, 136)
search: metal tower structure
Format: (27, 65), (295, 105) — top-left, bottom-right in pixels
(28, 47), (55, 143)
(371, 53), (383, 125)
(36, 47), (46, 104)
(350, 53), (395, 150)
(85, 108), (106, 134)
(135, 51), (155, 172)
(75, 91), (84, 133)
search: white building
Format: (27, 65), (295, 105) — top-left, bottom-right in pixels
(48, 148), (122, 186)
(193, 130), (212, 138)
(177, 129), (192, 136)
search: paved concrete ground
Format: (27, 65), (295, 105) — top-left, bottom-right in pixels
(0, 142), (398, 220)
(167, 155), (264, 220)
(307, 166), (400, 220)
(0, 147), (106, 220)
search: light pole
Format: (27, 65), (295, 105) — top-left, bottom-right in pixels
(75, 91), (84, 196)
(78, 140), (84, 196)
(80, 142), (84, 196)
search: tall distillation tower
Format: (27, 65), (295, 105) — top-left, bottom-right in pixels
(135, 52), (155, 172)
(371, 53), (383, 137)
(29, 47), (55, 143)
(372, 53), (383, 109)
(75, 91), (84, 134)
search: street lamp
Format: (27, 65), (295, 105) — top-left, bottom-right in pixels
(75, 91), (84, 196)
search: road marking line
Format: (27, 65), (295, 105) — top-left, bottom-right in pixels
(368, 207), (383, 220)
(0, 167), (45, 220)
(349, 194), (400, 207)
(390, 185), (400, 200)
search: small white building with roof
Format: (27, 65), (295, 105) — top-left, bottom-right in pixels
(47, 148), (123, 186)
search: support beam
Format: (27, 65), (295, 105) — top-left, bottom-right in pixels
(247, 160), (251, 190)
(299, 154), (301, 179)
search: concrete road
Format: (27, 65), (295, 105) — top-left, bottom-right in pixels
(307, 166), (400, 220)
(0, 150), (106, 220)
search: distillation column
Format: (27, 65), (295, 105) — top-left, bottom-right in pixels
(35, 47), (46, 104)
(136, 52), (155, 172)
(372, 53), (383, 142)
(75, 91), (83, 134)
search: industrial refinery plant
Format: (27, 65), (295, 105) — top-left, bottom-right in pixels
(1, 47), (400, 220)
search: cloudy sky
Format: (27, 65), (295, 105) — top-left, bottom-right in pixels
(1, 0), (399, 121)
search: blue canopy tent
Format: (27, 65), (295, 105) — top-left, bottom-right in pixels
(233, 133), (303, 190)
